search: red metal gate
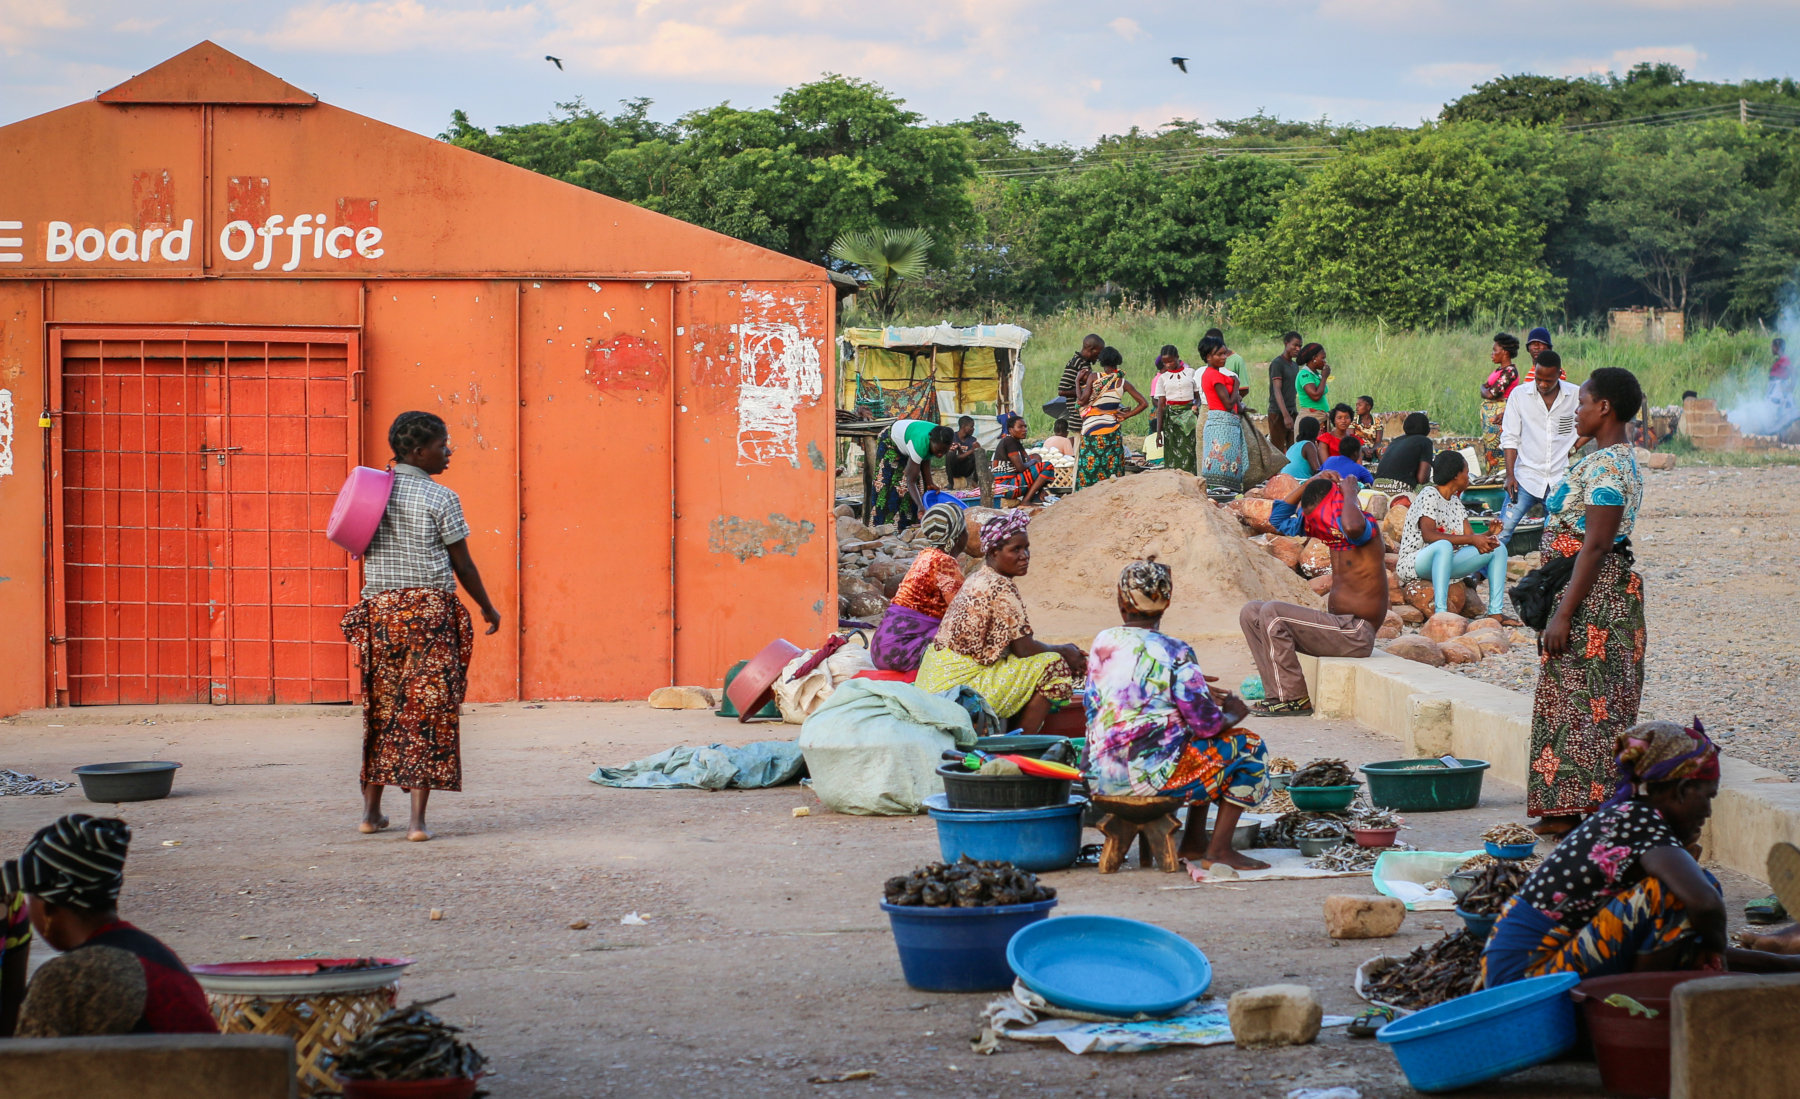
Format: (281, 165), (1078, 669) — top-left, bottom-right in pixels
(50, 327), (361, 705)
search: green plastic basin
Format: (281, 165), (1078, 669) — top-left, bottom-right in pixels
(1287, 784), (1359, 812)
(1361, 758), (1490, 812)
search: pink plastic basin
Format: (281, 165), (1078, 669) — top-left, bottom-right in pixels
(328, 467), (395, 558)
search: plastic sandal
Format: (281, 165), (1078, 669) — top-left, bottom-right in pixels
(1348, 1005), (1396, 1038)
(1746, 895), (1789, 925)
(1251, 697), (1314, 717)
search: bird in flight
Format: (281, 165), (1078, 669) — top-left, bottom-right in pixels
(546, 55), (564, 70)
(1170, 57), (1188, 73)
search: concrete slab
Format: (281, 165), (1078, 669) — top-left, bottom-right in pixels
(1671, 973), (1800, 1099)
(0, 1034), (295, 1099)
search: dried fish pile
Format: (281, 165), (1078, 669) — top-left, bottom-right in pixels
(334, 998), (488, 1083)
(1349, 806), (1401, 830)
(0, 769), (73, 797)
(1308, 841), (1412, 873)
(1257, 789), (1297, 814)
(1267, 757), (1298, 775)
(1457, 853), (1542, 875)
(883, 856), (1055, 908)
(1290, 759), (1355, 787)
(1263, 809), (1350, 848)
(1460, 862), (1530, 916)
(316, 958), (389, 974)
(1364, 931), (1483, 1009)
(1297, 818), (1347, 840)
(1482, 822), (1539, 846)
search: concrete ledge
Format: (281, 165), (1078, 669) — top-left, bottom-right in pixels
(1296, 652), (1800, 881)
(0, 1034), (296, 1099)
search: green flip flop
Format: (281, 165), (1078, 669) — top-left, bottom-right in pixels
(1768, 842), (1800, 919)
(1746, 895), (1788, 925)
(1348, 1005), (1396, 1038)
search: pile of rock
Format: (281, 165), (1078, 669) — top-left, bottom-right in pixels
(834, 504), (1006, 621)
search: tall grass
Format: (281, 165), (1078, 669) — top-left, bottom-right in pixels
(881, 302), (1775, 438)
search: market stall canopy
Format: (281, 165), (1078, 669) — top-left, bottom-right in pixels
(840, 324), (1031, 432)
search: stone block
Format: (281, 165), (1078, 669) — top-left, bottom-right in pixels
(1377, 611), (1404, 640)
(1228, 984), (1323, 1049)
(1461, 629), (1510, 656)
(1237, 496), (1278, 535)
(1266, 536), (1304, 570)
(1672, 973), (1800, 1099)
(1323, 895), (1406, 939)
(1439, 638), (1482, 664)
(1380, 502), (1409, 544)
(1307, 573), (1335, 595)
(1396, 604), (1425, 624)
(1419, 611), (1469, 643)
(1298, 540), (1334, 576)
(1384, 635), (1445, 666)
(0, 1035), (296, 1099)
(1256, 473), (1302, 501)
(1683, 397), (1717, 413)
(647, 686), (715, 709)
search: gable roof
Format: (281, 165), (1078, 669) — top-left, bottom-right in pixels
(97, 41), (318, 106)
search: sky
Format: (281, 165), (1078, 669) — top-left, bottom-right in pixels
(3, 1), (1797, 148)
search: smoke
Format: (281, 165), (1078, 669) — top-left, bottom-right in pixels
(1723, 279), (1800, 438)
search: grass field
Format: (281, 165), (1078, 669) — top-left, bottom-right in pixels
(882, 303), (1780, 438)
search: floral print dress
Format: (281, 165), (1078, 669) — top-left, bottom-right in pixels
(1080, 626), (1268, 806)
(1527, 444), (1646, 819)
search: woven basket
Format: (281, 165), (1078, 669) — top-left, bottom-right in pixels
(211, 986), (397, 1096)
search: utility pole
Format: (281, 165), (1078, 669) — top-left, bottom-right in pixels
(1741, 98), (1750, 125)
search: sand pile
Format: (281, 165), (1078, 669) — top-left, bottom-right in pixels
(1016, 471), (1321, 642)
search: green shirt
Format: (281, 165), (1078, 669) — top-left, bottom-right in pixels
(1296, 367), (1328, 412)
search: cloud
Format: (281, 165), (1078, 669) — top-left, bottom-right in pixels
(0, 0), (84, 53)
(1314, 0), (1447, 24)
(1557, 44), (1706, 77)
(1109, 17), (1144, 42)
(1408, 61), (1502, 88)
(249, 0), (541, 54)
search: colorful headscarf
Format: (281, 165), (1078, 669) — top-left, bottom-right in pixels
(918, 502), (968, 554)
(1607, 718), (1720, 808)
(980, 509), (1032, 554)
(1118, 558), (1172, 614)
(1, 813), (131, 910)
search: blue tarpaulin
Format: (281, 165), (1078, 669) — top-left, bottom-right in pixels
(588, 742), (805, 790)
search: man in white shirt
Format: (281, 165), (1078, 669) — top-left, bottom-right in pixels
(1499, 351), (1583, 545)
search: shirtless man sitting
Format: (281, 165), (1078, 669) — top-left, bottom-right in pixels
(1239, 471), (1388, 716)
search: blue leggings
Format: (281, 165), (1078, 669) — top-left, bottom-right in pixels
(1413, 539), (1508, 615)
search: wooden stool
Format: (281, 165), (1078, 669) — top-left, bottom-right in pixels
(1090, 795), (1184, 873)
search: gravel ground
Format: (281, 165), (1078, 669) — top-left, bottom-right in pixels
(1445, 464), (1800, 776)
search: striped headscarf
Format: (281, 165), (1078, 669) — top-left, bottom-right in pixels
(918, 503), (967, 554)
(980, 509), (1033, 554)
(1, 813), (132, 910)
(1118, 557), (1172, 614)
(1606, 718), (1720, 808)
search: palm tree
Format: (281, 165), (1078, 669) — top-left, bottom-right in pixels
(829, 228), (934, 322)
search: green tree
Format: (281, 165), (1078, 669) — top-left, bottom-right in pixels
(1441, 74), (1618, 126)
(830, 228), (934, 321)
(1227, 128), (1563, 329)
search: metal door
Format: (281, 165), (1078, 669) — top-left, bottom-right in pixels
(50, 327), (361, 705)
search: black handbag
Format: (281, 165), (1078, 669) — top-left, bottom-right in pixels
(1508, 537), (1634, 631)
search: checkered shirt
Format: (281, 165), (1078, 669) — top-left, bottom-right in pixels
(359, 463), (471, 598)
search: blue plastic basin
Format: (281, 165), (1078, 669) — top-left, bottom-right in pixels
(881, 898), (1056, 992)
(1006, 915), (1212, 1016)
(922, 794), (1085, 872)
(1378, 971), (1581, 1092)
(1487, 840), (1538, 860)
(921, 490), (968, 511)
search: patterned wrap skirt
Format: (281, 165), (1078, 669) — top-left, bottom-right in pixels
(1075, 430), (1125, 490)
(1481, 875), (1715, 988)
(869, 435), (922, 530)
(915, 646), (1076, 720)
(1479, 398), (1508, 476)
(1200, 409), (1247, 495)
(1162, 404), (1199, 475)
(869, 604), (943, 672)
(341, 587), (475, 792)
(1527, 543), (1646, 818)
(1160, 729), (1270, 808)
(993, 457), (1056, 498)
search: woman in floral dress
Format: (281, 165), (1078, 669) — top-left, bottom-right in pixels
(1082, 558), (1270, 870)
(1527, 368), (1647, 838)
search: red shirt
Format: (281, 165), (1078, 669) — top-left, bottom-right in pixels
(1773, 355), (1791, 380)
(1200, 366), (1236, 412)
(80, 921), (218, 1034)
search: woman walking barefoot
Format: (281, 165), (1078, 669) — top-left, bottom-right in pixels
(341, 412), (501, 841)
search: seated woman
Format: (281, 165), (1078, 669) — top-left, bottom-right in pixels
(1325, 402), (1357, 452)
(1395, 451), (1507, 616)
(1484, 720), (1800, 987)
(2, 813), (217, 1037)
(1320, 432), (1375, 486)
(1351, 395), (1383, 458)
(2, 887), (27, 1036)
(1373, 411), (1434, 492)
(1084, 559), (1271, 872)
(870, 418), (955, 532)
(991, 412), (1056, 505)
(869, 503), (969, 673)
(1280, 416), (1325, 479)
(916, 511), (1086, 734)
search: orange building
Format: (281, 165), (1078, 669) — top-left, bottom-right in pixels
(0, 42), (835, 714)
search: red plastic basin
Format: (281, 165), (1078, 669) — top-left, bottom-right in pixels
(1573, 970), (1734, 1098)
(338, 1078), (477, 1099)
(726, 638), (803, 724)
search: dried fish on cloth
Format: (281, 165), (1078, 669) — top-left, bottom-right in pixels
(1357, 931), (1483, 1013)
(883, 856), (1055, 908)
(1308, 842), (1412, 873)
(0, 769), (73, 797)
(333, 997), (488, 1084)
(1263, 810), (1350, 848)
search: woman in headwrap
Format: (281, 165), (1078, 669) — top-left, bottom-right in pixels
(1, 813), (217, 1037)
(915, 510), (1086, 733)
(2, 885), (27, 1036)
(1082, 559), (1271, 872)
(991, 413), (1056, 504)
(1527, 368), (1648, 837)
(868, 503), (970, 673)
(1484, 721), (1800, 987)
(1198, 335), (1249, 496)
(870, 419), (956, 531)
(1480, 332), (1522, 475)
(1074, 347), (1146, 490)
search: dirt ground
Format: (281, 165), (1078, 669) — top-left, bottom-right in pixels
(0, 677), (1776, 1099)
